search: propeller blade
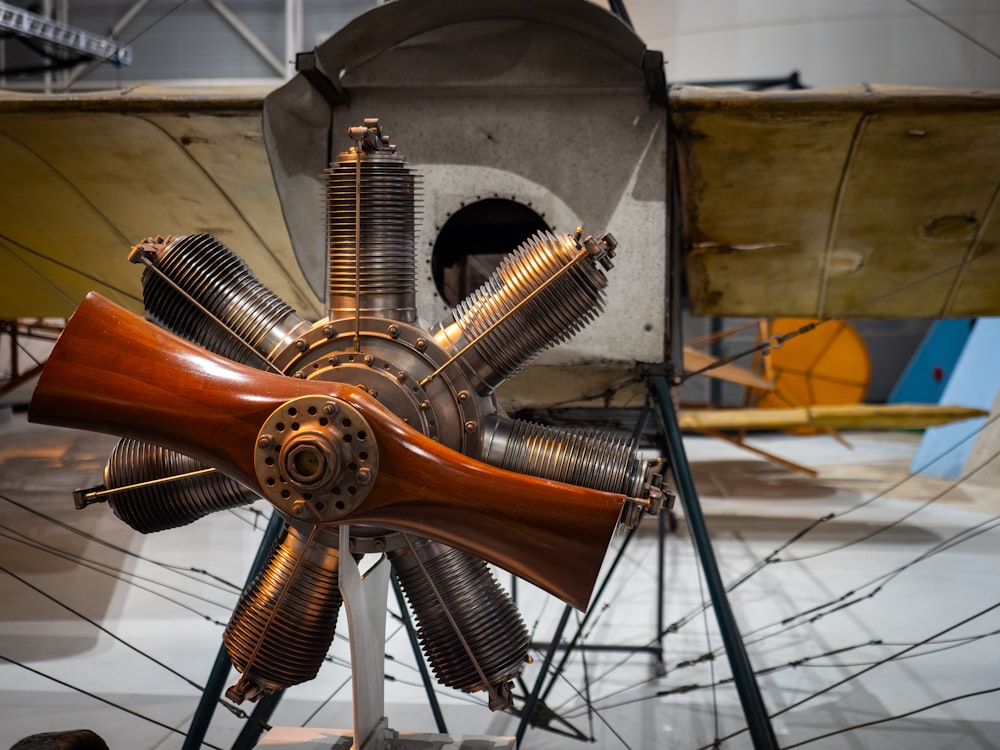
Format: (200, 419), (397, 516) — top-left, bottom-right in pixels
(30, 293), (627, 609)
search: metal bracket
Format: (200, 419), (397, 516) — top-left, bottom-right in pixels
(295, 50), (350, 108)
(621, 458), (672, 528)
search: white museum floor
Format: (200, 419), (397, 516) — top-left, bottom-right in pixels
(1, 409), (998, 750)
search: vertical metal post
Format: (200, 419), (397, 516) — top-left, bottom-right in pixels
(654, 505), (667, 676)
(182, 511), (286, 750)
(650, 374), (778, 749)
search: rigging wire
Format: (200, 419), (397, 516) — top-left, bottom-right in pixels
(564, 639), (882, 717)
(699, 600), (1000, 749)
(681, 319), (820, 383)
(770, 426), (1000, 563)
(673, 415), (1000, 636)
(0, 526), (235, 619)
(903, 0), (1000, 62)
(689, 508), (721, 745)
(0, 233), (143, 306)
(785, 684), (1000, 748)
(748, 515), (1000, 640)
(564, 623), (1000, 718)
(0, 492), (246, 593)
(0, 654), (226, 750)
(548, 453), (1000, 736)
(574, 506), (1000, 715)
(570, 417), (1000, 697)
(2, 563), (221, 698)
(795, 628), (1000, 668)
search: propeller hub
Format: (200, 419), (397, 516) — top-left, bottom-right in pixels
(254, 395), (379, 523)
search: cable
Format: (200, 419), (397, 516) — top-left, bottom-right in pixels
(700, 600), (1000, 749)
(0, 492), (244, 593)
(558, 467), (1000, 722)
(680, 320), (820, 383)
(0, 654), (226, 750)
(0, 233), (142, 306)
(785, 685), (1000, 748)
(776, 432), (1000, 563)
(903, 0), (1000, 63)
(746, 514), (1000, 642)
(0, 526), (234, 619)
(3, 563), (211, 694)
(662, 411), (1000, 640)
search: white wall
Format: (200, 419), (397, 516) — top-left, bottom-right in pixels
(624, 0), (1000, 88)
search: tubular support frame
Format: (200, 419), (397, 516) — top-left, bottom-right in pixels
(182, 511), (286, 750)
(650, 374), (779, 750)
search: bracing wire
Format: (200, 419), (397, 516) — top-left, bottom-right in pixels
(700, 600), (1000, 749)
(680, 413), (1000, 635)
(0, 526), (236, 618)
(537, 422), (1000, 746)
(903, 0), (1000, 62)
(0, 653), (227, 750)
(568, 415), (1000, 700)
(569, 502), (1000, 716)
(785, 685), (1000, 748)
(0, 492), (246, 593)
(1, 563), (238, 704)
(0, 232), (143, 306)
(563, 624), (1000, 718)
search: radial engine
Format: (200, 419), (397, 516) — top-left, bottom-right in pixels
(70, 119), (664, 711)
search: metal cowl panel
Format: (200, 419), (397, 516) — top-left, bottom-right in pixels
(263, 0), (667, 402)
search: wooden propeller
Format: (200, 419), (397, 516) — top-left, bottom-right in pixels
(29, 293), (627, 610)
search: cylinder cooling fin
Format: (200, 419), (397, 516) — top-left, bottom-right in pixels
(480, 415), (645, 498)
(326, 123), (419, 323)
(135, 233), (310, 366)
(389, 537), (529, 709)
(223, 524), (345, 703)
(431, 230), (616, 394)
(98, 438), (258, 534)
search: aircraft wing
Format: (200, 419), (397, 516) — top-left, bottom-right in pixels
(671, 85), (1000, 319)
(678, 403), (987, 432)
(5, 84), (999, 326)
(0, 86), (322, 320)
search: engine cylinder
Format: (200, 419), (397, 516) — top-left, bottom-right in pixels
(141, 233), (311, 366)
(389, 537), (528, 710)
(432, 231), (608, 394)
(223, 525), (343, 702)
(326, 147), (418, 323)
(480, 415), (645, 497)
(102, 438), (257, 533)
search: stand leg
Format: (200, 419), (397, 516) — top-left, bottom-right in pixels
(339, 524), (391, 749)
(231, 690), (284, 750)
(650, 374), (778, 749)
(183, 511), (286, 750)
